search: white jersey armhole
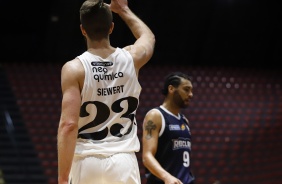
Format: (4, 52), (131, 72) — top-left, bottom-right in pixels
(77, 57), (87, 97)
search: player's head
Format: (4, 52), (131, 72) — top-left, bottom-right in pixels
(161, 72), (193, 108)
(80, 0), (113, 40)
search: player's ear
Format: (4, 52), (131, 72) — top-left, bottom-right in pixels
(168, 85), (175, 94)
(109, 22), (114, 34)
(80, 24), (87, 36)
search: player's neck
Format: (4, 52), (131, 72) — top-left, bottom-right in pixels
(161, 102), (180, 116)
(87, 38), (111, 49)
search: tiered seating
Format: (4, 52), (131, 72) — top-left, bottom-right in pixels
(0, 64), (48, 184)
(3, 62), (62, 184)
(3, 62), (282, 184)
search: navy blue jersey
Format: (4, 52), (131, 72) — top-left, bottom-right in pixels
(145, 106), (195, 184)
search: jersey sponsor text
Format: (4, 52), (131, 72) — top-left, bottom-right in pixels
(172, 138), (191, 150)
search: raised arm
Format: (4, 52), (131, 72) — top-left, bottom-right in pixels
(109, 0), (155, 70)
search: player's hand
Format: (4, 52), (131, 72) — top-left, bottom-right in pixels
(109, 0), (129, 14)
(163, 174), (183, 184)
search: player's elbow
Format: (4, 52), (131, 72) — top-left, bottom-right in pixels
(58, 119), (78, 134)
(142, 152), (153, 167)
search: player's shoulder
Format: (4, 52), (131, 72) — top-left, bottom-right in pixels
(122, 44), (149, 70)
(143, 108), (163, 128)
(61, 58), (84, 79)
(145, 108), (162, 118)
(62, 58), (83, 71)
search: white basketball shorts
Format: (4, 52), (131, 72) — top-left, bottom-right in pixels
(69, 152), (141, 184)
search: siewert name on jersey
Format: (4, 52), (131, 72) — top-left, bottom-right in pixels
(97, 85), (124, 96)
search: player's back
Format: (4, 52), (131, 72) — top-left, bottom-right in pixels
(75, 47), (141, 156)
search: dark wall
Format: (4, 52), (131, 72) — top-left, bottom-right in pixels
(1, 0), (281, 68)
(141, 0), (281, 68)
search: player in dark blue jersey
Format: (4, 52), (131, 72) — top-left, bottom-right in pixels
(142, 72), (195, 184)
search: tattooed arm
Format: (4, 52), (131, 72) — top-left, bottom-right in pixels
(142, 109), (183, 184)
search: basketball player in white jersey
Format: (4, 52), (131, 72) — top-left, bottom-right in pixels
(57, 0), (155, 183)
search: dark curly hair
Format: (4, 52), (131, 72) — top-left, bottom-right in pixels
(161, 72), (192, 96)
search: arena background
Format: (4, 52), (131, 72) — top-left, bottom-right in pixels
(0, 0), (281, 183)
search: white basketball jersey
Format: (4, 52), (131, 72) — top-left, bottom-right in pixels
(75, 48), (141, 156)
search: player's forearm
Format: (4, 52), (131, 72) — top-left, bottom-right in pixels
(147, 163), (171, 182)
(57, 123), (78, 183)
(118, 8), (154, 40)
(143, 154), (170, 182)
(58, 146), (73, 183)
